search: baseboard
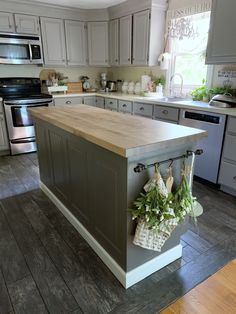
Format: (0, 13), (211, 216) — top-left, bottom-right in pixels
(40, 181), (182, 288)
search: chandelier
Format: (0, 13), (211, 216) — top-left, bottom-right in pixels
(168, 17), (198, 40)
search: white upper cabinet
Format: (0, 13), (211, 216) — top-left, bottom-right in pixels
(40, 17), (66, 66)
(119, 15), (132, 65)
(65, 20), (87, 66)
(15, 14), (39, 34)
(109, 19), (119, 66)
(132, 10), (150, 65)
(0, 12), (15, 32)
(87, 21), (109, 66)
(206, 0), (236, 64)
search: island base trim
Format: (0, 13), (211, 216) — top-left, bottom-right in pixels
(40, 181), (182, 289)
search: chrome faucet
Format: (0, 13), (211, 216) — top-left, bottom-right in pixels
(169, 73), (183, 97)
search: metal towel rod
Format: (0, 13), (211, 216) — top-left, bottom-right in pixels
(133, 149), (203, 173)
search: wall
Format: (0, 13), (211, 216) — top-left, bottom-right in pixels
(0, 65), (107, 89)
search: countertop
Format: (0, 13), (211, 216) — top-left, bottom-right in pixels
(52, 92), (236, 117)
(30, 104), (207, 158)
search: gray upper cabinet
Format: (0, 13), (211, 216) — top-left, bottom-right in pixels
(119, 15), (132, 65)
(87, 21), (109, 66)
(40, 17), (66, 66)
(132, 10), (150, 65)
(14, 14), (39, 34)
(109, 19), (119, 66)
(65, 20), (87, 66)
(206, 0), (236, 64)
(0, 12), (15, 32)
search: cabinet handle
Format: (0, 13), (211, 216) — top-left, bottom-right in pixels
(140, 107), (144, 111)
(128, 58), (130, 61)
(62, 59), (65, 62)
(233, 176), (236, 181)
(66, 101), (71, 104)
(9, 24), (12, 28)
(109, 102), (113, 104)
(162, 110), (169, 115)
(115, 59), (118, 62)
(122, 104), (127, 108)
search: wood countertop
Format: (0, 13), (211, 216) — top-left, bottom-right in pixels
(30, 104), (207, 157)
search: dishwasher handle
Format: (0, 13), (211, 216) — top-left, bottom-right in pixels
(184, 111), (221, 124)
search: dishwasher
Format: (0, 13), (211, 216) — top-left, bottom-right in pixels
(179, 109), (226, 183)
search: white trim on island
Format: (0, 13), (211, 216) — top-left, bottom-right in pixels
(40, 181), (182, 289)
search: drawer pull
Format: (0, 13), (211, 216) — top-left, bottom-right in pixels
(162, 109), (169, 115)
(66, 101), (72, 104)
(122, 104), (127, 108)
(233, 176), (236, 181)
(140, 107), (144, 111)
(109, 102), (113, 105)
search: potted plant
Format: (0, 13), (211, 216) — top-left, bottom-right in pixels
(191, 79), (208, 101)
(154, 76), (166, 94)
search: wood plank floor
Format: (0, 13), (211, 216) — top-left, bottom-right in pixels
(161, 259), (236, 314)
(0, 153), (236, 314)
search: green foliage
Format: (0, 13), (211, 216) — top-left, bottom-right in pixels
(208, 85), (233, 96)
(130, 172), (196, 231)
(154, 76), (166, 86)
(191, 79), (208, 101)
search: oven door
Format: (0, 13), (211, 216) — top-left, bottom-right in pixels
(4, 101), (49, 140)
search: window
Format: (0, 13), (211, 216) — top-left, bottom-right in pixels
(167, 11), (211, 96)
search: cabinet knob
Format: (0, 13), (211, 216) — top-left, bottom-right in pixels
(128, 58), (130, 61)
(66, 101), (71, 104)
(162, 110), (168, 115)
(115, 59), (118, 62)
(122, 104), (127, 108)
(233, 176), (236, 181)
(140, 107), (144, 111)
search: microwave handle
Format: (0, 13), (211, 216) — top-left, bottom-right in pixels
(28, 43), (33, 63)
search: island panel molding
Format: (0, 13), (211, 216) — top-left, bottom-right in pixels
(31, 105), (206, 287)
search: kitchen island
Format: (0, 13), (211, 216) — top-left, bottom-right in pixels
(30, 104), (206, 288)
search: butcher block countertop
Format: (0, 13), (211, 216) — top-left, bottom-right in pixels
(30, 104), (207, 157)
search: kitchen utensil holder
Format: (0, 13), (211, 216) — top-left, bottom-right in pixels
(133, 149), (203, 173)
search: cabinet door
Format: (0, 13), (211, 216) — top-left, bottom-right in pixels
(119, 15), (132, 65)
(0, 12), (15, 32)
(40, 17), (66, 66)
(206, 0), (236, 64)
(109, 19), (119, 66)
(83, 96), (96, 107)
(87, 22), (109, 66)
(15, 14), (39, 34)
(65, 20), (87, 66)
(133, 10), (150, 65)
(0, 114), (9, 151)
(96, 96), (105, 108)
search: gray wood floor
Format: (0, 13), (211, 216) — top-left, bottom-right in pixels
(0, 153), (236, 314)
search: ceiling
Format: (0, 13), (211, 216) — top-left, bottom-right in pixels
(18, 0), (127, 9)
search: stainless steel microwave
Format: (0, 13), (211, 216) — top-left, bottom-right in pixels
(0, 33), (43, 65)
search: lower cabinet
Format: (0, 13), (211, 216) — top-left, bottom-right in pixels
(0, 114), (9, 152)
(219, 116), (236, 194)
(105, 98), (118, 111)
(83, 96), (96, 107)
(96, 96), (105, 109)
(154, 105), (179, 123)
(133, 102), (153, 118)
(54, 96), (83, 106)
(118, 100), (132, 114)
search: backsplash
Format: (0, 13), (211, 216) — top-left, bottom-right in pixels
(0, 65), (108, 89)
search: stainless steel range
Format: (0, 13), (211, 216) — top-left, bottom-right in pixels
(0, 77), (53, 155)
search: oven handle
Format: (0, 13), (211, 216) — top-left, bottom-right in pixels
(29, 42), (33, 63)
(4, 101), (50, 106)
(11, 138), (36, 144)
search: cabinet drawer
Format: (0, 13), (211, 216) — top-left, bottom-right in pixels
(105, 98), (118, 111)
(118, 100), (132, 113)
(54, 97), (83, 106)
(223, 134), (236, 162)
(154, 105), (179, 122)
(219, 161), (236, 189)
(227, 116), (236, 134)
(154, 118), (178, 125)
(133, 102), (153, 117)
(96, 96), (105, 108)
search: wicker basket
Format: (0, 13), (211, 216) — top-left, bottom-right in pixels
(133, 220), (176, 252)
